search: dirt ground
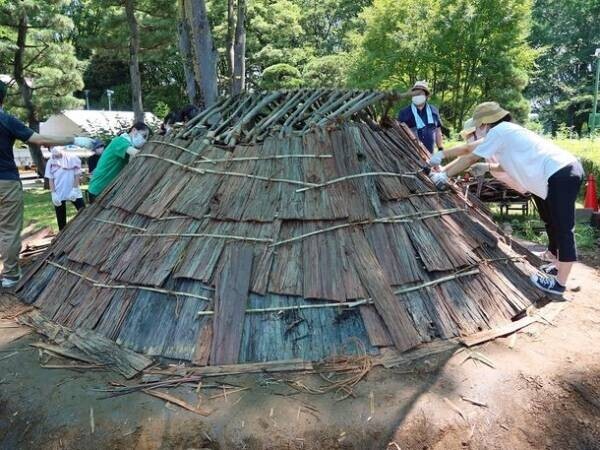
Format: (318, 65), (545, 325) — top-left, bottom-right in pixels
(1, 261), (600, 450)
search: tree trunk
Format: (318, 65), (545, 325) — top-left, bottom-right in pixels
(184, 0), (218, 107)
(125, 0), (144, 122)
(231, 0), (246, 95)
(177, 0), (198, 104)
(14, 13), (45, 178)
(226, 0), (236, 91)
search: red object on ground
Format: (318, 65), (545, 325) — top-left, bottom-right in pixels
(584, 173), (599, 211)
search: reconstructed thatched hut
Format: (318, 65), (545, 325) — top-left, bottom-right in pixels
(16, 90), (543, 368)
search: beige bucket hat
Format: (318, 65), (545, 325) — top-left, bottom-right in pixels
(473, 102), (510, 127)
(411, 80), (431, 96)
(459, 118), (476, 140)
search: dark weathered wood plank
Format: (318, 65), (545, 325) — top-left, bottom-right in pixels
(209, 245), (254, 365)
(348, 229), (420, 352)
(359, 305), (393, 347)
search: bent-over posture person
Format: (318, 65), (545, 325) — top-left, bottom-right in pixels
(0, 80), (94, 288)
(45, 148), (85, 231)
(87, 122), (150, 203)
(428, 102), (584, 296)
(429, 118), (527, 194)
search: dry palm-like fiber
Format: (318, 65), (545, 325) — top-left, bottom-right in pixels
(284, 339), (373, 401)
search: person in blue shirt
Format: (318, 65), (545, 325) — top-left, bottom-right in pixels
(397, 81), (444, 153)
(0, 80), (94, 288)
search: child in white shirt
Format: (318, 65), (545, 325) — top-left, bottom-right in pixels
(45, 148), (85, 230)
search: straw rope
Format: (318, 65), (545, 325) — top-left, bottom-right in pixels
(193, 154), (333, 164)
(269, 208), (464, 248)
(94, 218), (147, 232)
(295, 171), (419, 193)
(132, 232), (273, 244)
(197, 267), (480, 316)
(147, 140), (215, 163)
(137, 153), (318, 188)
(46, 261), (211, 301)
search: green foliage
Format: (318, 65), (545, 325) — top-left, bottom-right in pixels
(260, 63), (303, 90)
(302, 54), (348, 87)
(346, 0), (537, 128)
(527, 0), (600, 134)
(0, 0), (84, 121)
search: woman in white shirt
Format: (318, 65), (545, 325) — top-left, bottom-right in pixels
(429, 102), (584, 296)
(45, 147), (85, 231)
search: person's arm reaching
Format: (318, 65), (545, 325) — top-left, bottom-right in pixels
(27, 133), (94, 149)
(428, 139), (483, 166)
(435, 127), (444, 151)
(126, 146), (139, 157)
(445, 153), (482, 177)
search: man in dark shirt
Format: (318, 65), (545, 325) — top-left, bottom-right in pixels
(397, 80), (444, 153)
(0, 81), (94, 288)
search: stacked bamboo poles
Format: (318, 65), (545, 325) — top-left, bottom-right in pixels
(176, 89), (410, 147)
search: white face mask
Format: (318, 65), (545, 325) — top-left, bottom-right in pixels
(412, 95), (427, 106)
(131, 132), (147, 149)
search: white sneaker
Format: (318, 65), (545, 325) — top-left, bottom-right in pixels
(1, 276), (21, 289)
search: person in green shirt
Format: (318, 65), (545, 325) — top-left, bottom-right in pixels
(88, 122), (150, 202)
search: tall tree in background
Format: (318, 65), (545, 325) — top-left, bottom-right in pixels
(0, 0), (84, 176)
(125, 0), (144, 121)
(231, 0), (247, 94)
(347, 0), (536, 129)
(177, 0), (198, 104)
(527, 0), (600, 134)
(184, 0), (218, 107)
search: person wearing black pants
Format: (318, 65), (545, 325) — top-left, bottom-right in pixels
(54, 198), (85, 231)
(532, 164), (584, 272)
(428, 101), (584, 295)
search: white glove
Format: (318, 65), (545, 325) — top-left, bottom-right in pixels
(469, 163), (490, 178)
(428, 151), (444, 167)
(73, 136), (95, 149)
(51, 192), (62, 207)
(69, 187), (82, 202)
(429, 171), (449, 190)
(126, 146), (140, 157)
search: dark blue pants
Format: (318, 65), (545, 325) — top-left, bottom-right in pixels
(533, 163), (583, 262)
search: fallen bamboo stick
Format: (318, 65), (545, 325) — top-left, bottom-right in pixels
(142, 389), (212, 416)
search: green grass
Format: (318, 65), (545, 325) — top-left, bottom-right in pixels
(23, 188), (79, 233)
(554, 138), (600, 165)
(493, 211), (599, 251)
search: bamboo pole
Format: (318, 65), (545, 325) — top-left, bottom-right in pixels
(193, 154), (332, 164)
(269, 208), (463, 247)
(132, 232), (273, 244)
(295, 171), (419, 193)
(93, 218), (147, 232)
(137, 153), (318, 188)
(197, 268), (481, 316)
(146, 140), (215, 163)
